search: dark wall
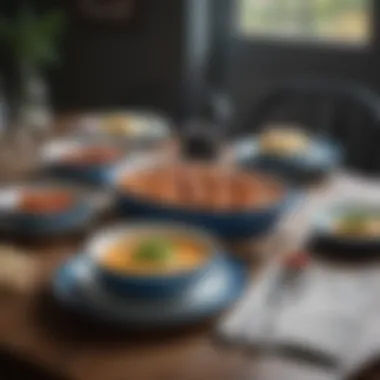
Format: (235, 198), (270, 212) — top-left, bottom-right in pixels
(0, 0), (214, 121)
(55, 0), (186, 117)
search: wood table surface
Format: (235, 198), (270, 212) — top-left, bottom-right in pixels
(0, 119), (379, 380)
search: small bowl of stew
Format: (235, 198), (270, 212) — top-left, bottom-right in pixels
(309, 202), (380, 259)
(108, 158), (296, 239)
(0, 184), (95, 235)
(41, 140), (126, 185)
(86, 222), (220, 297)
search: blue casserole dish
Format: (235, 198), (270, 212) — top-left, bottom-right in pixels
(107, 157), (297, 240)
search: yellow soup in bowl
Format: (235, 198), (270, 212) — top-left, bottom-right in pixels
(101, 235), (207, 276)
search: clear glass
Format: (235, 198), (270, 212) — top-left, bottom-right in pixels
(238, 0), (371, 45)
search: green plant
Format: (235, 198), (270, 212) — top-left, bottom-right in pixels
(0, 6), (65, 70)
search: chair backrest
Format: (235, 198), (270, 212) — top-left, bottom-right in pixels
(244, 79), (380, 174)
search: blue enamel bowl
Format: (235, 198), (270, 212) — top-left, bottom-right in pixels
(41, 140), (127, 186)
(0, 184), (95, 235)
(85, 222), (221, 297)
(107, 158), (297, 240)
(234, 137), (342, 183)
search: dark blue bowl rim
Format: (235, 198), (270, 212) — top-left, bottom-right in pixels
(114, 188), (296, 218)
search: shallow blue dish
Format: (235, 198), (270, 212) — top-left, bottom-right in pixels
(41, 140), (126, 186)
(74, 110), (173, 147)
(234, 137), (342, 183)
(0, 184), (95, 236)
(107, 158), (297, 240)
(85, 222), (221, 298)
(52, 254), (247, 328)
(309, 202), (380, 259)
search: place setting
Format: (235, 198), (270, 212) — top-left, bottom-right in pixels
(52, 222), (248, 329)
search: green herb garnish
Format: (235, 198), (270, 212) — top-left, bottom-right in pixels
(337, 211), (373, 234)
(133, 237), (174, 264)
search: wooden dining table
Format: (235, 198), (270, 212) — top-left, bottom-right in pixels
(1, 117), (380, 380)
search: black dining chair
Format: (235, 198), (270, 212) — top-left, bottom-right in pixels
(242, 79), (380, 174)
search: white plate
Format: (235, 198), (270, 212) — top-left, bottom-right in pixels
(76, 111), (172, 141)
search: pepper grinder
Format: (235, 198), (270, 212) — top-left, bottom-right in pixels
(180, 91), (231, 161)
(181, 120), (221, 161)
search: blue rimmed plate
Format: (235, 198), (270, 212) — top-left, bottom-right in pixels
(233, 137), (342, 183)
(52, 254), (247, 328)
(0, 182), (104, 236)
(74, 110), (172, 147)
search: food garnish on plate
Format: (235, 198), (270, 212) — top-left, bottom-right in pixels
(333, 211), (380, 238)
(102, 114), (137, 135)
(259, 127), (310, 156)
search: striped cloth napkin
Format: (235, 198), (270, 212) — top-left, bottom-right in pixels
(218, 258), (380, 378)
(217, 171), (380, 378)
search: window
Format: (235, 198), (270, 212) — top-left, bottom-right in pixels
(239, 0), (371, 45)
